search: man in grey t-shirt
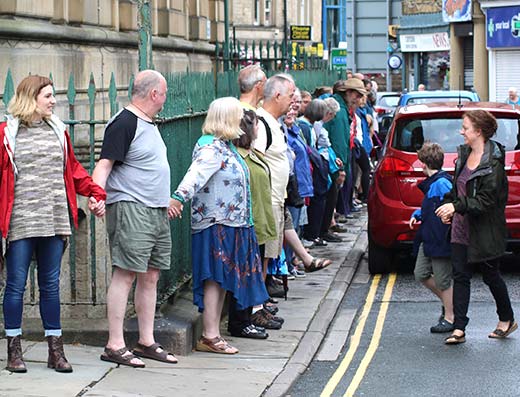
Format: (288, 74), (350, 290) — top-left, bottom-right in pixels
(93, 70), (181, 367)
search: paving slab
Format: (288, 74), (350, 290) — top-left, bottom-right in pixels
(0, 212), (367, 397)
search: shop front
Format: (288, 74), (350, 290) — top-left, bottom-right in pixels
(481, 3), (520, 101)
(399, 32), (451, 90)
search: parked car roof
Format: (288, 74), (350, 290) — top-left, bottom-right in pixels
(398, 90), (480, 107)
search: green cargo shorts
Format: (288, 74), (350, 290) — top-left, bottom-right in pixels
(106, 201), (171, 273)
(414, 243), (452, 291)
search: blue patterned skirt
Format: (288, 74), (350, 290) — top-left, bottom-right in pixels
(191, 224), (268, 312)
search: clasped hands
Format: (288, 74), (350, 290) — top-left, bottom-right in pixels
(87, 197), (106, 217)
(168, 198), (183, 219)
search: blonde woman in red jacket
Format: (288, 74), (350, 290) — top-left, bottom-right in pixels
(0, 75), (106, 373)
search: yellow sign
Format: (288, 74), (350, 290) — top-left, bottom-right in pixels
(290, 25), (312, 41)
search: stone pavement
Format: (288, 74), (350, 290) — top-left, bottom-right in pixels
(0, 211), (367, 397)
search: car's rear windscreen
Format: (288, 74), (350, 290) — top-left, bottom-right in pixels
(378, 95), (400, 107)
(392, 116), (520, 153)
(405, 97), (475, 105)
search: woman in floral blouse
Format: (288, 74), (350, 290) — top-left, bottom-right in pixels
(169, 97), (268, 354)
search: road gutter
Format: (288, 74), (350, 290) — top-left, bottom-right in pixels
(262, 225), (368, 397)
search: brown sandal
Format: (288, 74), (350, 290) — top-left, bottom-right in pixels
(195, 336), (239, 355)
(489, 320), (518, 339)
(100, 347), (145, 368)
(133, 342), (178, 364)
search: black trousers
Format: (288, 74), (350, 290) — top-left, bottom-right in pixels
(303, 194), (327, 240)
(320, 182), (339, 236)
(452, 243), (514, 331)
(227, 293), (251, 333)
(354, 146), (371, 201)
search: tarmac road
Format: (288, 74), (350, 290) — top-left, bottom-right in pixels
(290, 257), (520, 397)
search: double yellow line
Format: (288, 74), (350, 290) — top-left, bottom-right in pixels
(320, 273), (397, 397)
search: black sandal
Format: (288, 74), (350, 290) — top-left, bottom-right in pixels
(445, 332), (466, 345)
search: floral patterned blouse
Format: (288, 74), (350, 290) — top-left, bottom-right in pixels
(173, 134), (252, 232)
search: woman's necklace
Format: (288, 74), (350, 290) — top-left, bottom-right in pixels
(129, 102), (153, 121)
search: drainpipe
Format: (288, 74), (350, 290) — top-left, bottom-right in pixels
(386, 0), (391, 90)
(283, 0), (288, 67)
(351, 0), (356, 72)
(137, 0), (153, 70)
(224, 0), (230, 71)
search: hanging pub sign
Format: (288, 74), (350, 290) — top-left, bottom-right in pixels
(290, 25), (312, 41)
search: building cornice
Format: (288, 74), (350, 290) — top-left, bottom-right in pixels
(0, 17), (215, 54)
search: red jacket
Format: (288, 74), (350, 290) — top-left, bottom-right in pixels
(0, 117), (106, 238)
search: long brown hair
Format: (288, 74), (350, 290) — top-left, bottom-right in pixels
(8, 75), (53, 124)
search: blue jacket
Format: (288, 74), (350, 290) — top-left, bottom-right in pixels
(412, 171), (452, 257)
(283, 123), (314, 198)
(356, 106), (373, 155)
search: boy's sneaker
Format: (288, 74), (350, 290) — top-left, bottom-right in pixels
(430, 318), (455, 333)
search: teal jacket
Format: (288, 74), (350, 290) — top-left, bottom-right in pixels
(323, 93), (352, 179)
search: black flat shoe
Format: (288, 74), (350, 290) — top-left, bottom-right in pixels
(230, 325), (269, 339)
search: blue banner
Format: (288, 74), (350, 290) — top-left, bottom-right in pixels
(486, 6), (520, 48)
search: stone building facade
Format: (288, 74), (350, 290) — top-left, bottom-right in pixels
(231, 0), (321, 45)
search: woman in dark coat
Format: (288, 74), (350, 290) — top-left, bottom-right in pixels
(436, 109), (516, 344)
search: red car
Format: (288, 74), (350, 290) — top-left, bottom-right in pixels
(367, 102), (520, 274)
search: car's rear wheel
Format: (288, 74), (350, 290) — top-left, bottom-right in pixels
(368, 234), (393, 274)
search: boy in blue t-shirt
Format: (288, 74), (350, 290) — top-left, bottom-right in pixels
(409, 142), (454, 333)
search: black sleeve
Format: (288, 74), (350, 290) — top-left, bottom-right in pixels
(100, 109), (137, 164)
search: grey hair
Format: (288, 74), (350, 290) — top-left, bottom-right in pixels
(509, 87), (518, 94)
(263, 74), (294, 100)
(238, 65), (266, 93)
(324, 97), (340, 114)
(304, 99), (328, 122)
(131, 70), (164, 99)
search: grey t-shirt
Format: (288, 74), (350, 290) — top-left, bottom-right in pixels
(100, 109), (170, 208)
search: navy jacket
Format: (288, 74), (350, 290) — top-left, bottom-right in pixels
(412, 171), (452, 258)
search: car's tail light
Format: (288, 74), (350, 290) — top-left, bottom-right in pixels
(378, 157), (414, 178)
(510, 230), (520, 239)
(506, 162), (520, 176)
(375, 107), (387, 115)
(397, 230), (416, 241)
(375, 157), (416, 201)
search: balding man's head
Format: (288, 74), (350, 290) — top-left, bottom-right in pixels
(131, 70), (165, 100)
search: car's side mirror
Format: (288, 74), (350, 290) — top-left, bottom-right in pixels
(380, 115), (393, 134)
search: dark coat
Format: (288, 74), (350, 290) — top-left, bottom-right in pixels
(443, 139), (508, 263)
(412, 171), (452, 258)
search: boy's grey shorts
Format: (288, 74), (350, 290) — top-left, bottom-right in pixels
(414, 243), (452, 291)
(106, 201), (171, 273)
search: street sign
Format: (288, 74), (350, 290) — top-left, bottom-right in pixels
(330, 48), (347, 71)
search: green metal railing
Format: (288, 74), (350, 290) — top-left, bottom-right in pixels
(215, 39), (329, 73)
(1, 64), (344, 309)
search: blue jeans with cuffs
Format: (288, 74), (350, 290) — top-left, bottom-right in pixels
(3, 236), (65, 337)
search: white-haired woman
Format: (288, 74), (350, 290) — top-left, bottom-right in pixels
(169, 97), (268, 354)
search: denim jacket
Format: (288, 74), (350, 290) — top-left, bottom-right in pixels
(173, 135), (252, 232)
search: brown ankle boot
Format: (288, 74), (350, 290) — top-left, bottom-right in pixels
(7, 335), (27, 373)
(46, 336), (73, 373)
